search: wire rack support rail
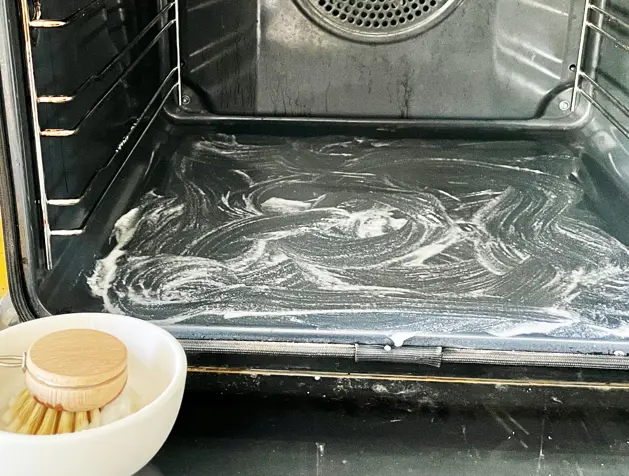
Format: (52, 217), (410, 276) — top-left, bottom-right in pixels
(571, 0), (629, 139)
(19, 0), (183, 269)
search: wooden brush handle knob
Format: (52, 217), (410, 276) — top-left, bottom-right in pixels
(24, 329), (128, 412)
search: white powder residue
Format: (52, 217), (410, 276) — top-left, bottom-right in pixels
(260, 197), (315, 214)
(389, 332), (417, 347)
(97, 386), (142, 428)
(86, 135), (629, 341)
(87, 204), (144, 308)
(488, 318), (575, 338)
(403, 236), (460, 267)
(232, 169), (255, 186)
(341, 208), (408, 239)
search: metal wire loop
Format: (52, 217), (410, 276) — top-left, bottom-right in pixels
(0, 353), (27, 371)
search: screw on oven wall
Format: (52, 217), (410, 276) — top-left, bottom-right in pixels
(559, 100), (570, 111)
(181, 95), (191, 105)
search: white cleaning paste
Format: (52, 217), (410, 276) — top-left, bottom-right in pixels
(94, 385), (142, 429)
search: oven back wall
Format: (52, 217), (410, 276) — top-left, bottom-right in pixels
(184, 0), (582, 119)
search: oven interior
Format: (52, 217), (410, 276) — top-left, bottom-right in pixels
(2, 0), (629, 374)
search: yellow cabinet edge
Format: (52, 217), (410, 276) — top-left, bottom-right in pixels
(0, 217), (7, 297)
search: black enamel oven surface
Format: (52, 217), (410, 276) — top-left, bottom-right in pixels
(87, 134), (629, 345)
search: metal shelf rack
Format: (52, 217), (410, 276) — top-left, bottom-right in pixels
(572, 0), (629, 138)
(19, 0), (183, 268)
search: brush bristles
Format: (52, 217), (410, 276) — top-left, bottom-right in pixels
(2, 389), (102, 436)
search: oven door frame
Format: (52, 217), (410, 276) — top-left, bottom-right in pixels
(0, 0), (50, 323)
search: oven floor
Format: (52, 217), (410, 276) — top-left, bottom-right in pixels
(87, 134), (629, 342)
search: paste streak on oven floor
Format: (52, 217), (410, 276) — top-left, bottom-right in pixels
(88, 135), (629, 339)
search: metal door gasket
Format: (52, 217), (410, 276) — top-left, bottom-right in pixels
(293, 0), (463, 44)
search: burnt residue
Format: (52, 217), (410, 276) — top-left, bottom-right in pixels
(88, 134), (629, 339)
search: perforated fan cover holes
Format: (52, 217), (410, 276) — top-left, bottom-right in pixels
(294, 0), (462, 43)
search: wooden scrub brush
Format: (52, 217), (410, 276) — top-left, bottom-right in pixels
(0, 329), (128, 435)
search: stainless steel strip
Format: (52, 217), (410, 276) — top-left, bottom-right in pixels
(355, 345), (443, 367)
(570, 0), (590, 112)
(183, 340), (441, 367)
(174, 0), (183, 105)
(442, 348), (629, 370)
(181, 339), (629, 371)
(19, 0), (53, 268)
(182, 340), (356, 358)
(188, 366), (629, 390)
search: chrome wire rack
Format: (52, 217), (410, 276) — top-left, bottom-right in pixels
(572, 0), (629, 138)
(19, 0), (182, 269)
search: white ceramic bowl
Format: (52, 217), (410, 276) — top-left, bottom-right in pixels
(0, 313), (187, 476)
